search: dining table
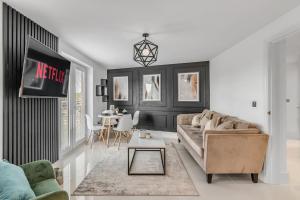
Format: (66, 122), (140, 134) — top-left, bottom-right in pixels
(97, 114), (123, 147)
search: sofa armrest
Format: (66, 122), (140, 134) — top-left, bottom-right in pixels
(177, 113), (199, 125)
(204, 128), (260, 135)
(33, 191), (69, 200)
(204, 133), (269, 174)
(202, 128), (260, 148)
(21, 160), (56, 186)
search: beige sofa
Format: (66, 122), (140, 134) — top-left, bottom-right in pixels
(177, 110), (269, 183)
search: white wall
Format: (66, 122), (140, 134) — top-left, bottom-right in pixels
(59, 41), (107, 124)
(286, 59), (300, 139)
(0, 2), (3, 159)
(211, 5), (300, 131)
(210, 5), (300, 183)
(210, 41), (266, 130)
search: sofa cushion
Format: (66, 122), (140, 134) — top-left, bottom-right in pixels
(177, 113), (200, 125)
(212, 115), (222, 127)
(0, 160), (36, 200)
(221, 116), (257, 129)
(191, 109), (212, 128)
(221, 116), (238, 123)
(191, 114), (202, 127)
(201, 109), (210, 117)
(235, 121), (250, 129)
(233, 119), (258, 129)
(204, 120), (212, 131)
(204, 110), (214, 120)
(202, 120), (217, 147)
(216, 120), (234, 130)
(177, 125), (204, 158)
(32, 178), (62, 196)
(199, 115), (211, 132)
(211, 111), (225, 122)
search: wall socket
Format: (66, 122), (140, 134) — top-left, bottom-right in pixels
(252, 101), (257, 107)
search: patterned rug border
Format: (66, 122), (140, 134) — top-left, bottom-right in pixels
(71, 143), (199, 197)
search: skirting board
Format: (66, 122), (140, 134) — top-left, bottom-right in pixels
(260, 172), (289, 184)
(286, 131), (300, 140)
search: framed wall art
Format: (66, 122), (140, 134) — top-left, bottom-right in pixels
(143, 74), (161, 101)
(113, 76), (129, 101)
(178, 72), (199, 102)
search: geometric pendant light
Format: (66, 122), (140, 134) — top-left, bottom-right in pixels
(133, 33), (158, 67)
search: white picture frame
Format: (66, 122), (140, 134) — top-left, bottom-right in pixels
(113, 76), (128, 101)
(143, 74), (161, 101)
(178, 72), (199, 102)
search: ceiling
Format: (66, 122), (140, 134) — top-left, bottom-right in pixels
(4, 0), (300, 68)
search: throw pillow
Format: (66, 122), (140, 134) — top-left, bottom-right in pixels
(199, 115), (210, 132)
(204, 110), (214, 120)
(235, 121), (250, 129)
(0, 160), (36, 200)
(200, 109), (209, 118)
(191, 114), (202, 127)
(204, 120), (213, 131)
(216, 120), (234, 130)
(211, 116), (222, 128)
(202, 120), (214, 147)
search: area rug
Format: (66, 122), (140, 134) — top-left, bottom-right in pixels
(72, 143), (199, 196)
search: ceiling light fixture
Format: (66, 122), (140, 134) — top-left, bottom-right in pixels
(133, 33), (158, 67)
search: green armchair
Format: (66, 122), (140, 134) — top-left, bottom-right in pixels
(21, 160), (68, 200)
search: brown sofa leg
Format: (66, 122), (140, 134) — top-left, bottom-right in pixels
(251, 173), (258, 183)
(207, 174), (213, 184)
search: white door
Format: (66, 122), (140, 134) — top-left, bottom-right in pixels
(60, 62), (87, 155)
(266, 40), (288, 183)
(73, 67), (86, 144)
(286, 36), (300, 139)
(60, 95), (71, 153)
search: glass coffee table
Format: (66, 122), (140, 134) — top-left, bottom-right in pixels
(127, 132), (166, 175)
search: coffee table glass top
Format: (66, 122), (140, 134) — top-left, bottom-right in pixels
(128, 132), (166, 148)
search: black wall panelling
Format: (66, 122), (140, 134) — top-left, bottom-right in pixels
(107, 62), (210, 132)
(3, 3), (59, 165)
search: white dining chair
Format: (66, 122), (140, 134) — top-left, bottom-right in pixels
(132, 110), (140, 129)
(113, 114), (133, 150)
(101, 117), (118, 126)
(86, 114), (106, 148)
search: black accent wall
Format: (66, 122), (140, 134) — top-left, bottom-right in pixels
(2, 3), (59, 165)
(107, 62), (210, 132)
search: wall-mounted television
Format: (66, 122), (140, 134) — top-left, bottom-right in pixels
(19, 36), (71, 98)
